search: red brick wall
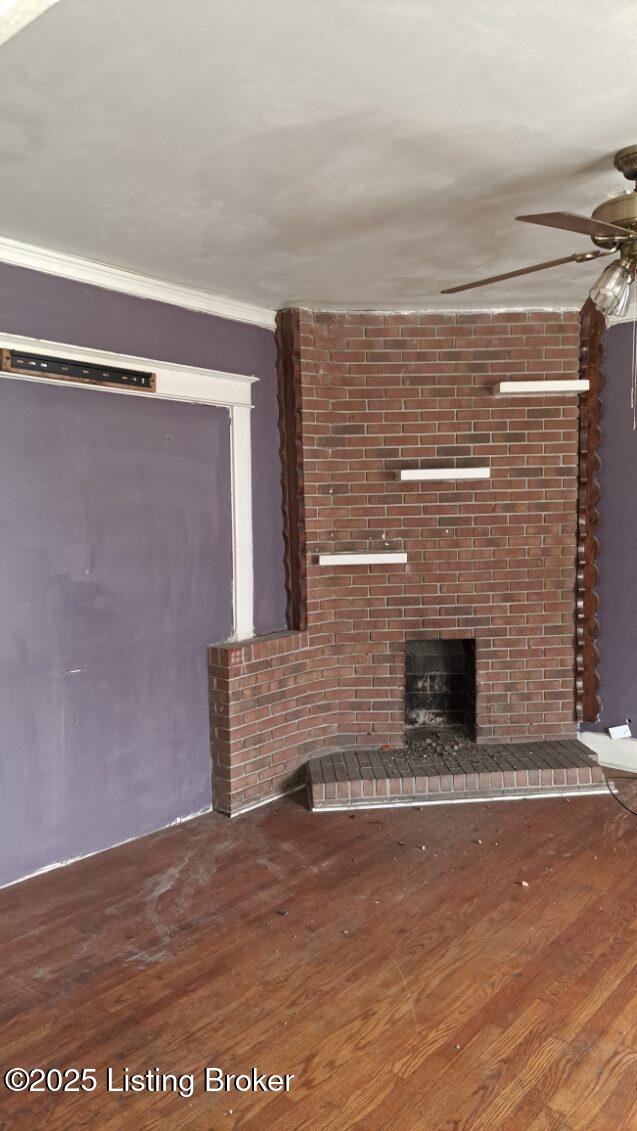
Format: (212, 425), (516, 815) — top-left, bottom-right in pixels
(209, 309), (581, 814)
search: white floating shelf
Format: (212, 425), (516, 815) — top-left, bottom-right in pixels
(399, 467), (490, 482)
(495, 379), (589, 396)
(318, 552), (408, 566)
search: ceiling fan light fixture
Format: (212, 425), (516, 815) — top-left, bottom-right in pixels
(589, 258), (633, 316)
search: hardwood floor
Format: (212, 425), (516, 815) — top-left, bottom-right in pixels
(1, 789), (636, 1129)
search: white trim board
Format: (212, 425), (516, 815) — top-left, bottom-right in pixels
(1, 783), (307, 888)
(229, 405), (254, 639)
(310, 305), (581, 314)
(0, 331), (256, 408)
(400, 467), (490, 481)
(318, 552), (407, 566)
(0, 234), (276, 330)
(0, 0), (62, 48)
(0, 802), (213, 892)
(495, 379), (589, 396)
(0, 330), (255, 639)
(313, 788), (608, 812)
(227, 782), (306, 818)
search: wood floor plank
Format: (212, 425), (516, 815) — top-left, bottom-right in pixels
(1, 793), (636, 1129)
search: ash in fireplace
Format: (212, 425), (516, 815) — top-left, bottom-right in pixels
(405, 725), (478, 760)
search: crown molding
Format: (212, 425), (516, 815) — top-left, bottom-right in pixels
(304, 304), (581, 314)
(0, 234), (276, 330)
(0, 0), (61, 49)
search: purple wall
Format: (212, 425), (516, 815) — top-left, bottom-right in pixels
(585, 322), (637, 731)
(0, 380), (233, 887)
(0, 264), (286, 886)
(0, 262), (286, 635)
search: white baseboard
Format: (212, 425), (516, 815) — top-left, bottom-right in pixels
(225, 783), (305, 818)
(313, 787), (608, 812)
(0, 803), (213, 892)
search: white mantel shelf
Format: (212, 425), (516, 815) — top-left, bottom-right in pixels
(399, 467), (490, 482)
(318, 552), (408, 566)
(495, 379), (589, 396)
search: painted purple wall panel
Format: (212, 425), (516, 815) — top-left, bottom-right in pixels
(585, 322), (637, 731)
(0, 261), (287, 633)
(0, 378), (233, 887)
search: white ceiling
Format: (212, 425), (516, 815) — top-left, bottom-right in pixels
(1, 0), (637, 311)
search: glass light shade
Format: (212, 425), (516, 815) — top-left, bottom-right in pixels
(611, 277), (632, 318)
(589, 259), (632, 316)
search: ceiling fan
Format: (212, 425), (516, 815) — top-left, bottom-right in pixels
(441, 144), (637, 317)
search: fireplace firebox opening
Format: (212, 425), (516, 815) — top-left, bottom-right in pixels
(405, 639), (476, 737)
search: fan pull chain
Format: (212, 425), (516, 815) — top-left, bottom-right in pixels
(632, 282), (637, 431)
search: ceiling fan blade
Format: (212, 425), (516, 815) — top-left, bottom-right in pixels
(516, 211), (634, 239)
(440, 250), (610, 295)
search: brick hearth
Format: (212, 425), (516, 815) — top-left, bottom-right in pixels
(307, 739), (605, 810)
(209, 310), (582, 815)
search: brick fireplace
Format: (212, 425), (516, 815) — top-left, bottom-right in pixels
(209, 309), (582, 814)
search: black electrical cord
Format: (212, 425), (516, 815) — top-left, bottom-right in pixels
(603, 769), (637, 817)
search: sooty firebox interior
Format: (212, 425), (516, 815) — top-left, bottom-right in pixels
(405, 639), (476, 735)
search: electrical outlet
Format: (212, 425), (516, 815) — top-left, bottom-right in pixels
(609, 722), (632, 740)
